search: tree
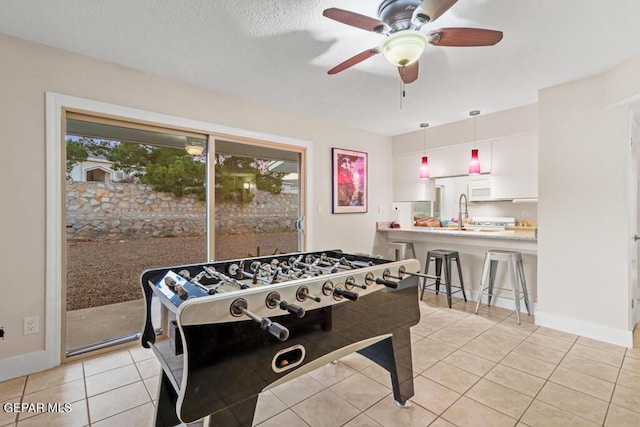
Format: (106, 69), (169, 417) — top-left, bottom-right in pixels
(66, 137), (284, 201)
(106, 141), (151, 176)
(143, 154), (206, 200)
(65, 139), (89, 178)
(214, 155), (285, 202)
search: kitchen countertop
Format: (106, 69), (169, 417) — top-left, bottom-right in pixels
(378, 226), (537, 241)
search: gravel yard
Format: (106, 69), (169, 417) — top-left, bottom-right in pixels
(66, 232), (297, 310)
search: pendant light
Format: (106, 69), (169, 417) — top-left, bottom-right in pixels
(419, 122), (430, 179)
(468, 110), (481, 175)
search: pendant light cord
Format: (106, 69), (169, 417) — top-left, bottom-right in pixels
(420, 122), (429, 153)
(473, 115), (476, 147)
(470, 110), (480, 146)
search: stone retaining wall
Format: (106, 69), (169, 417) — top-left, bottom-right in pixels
(66, 181), (298, 240)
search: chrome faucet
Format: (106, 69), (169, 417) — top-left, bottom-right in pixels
(458, 193), (469, 230)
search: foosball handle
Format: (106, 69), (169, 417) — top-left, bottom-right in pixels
(260, 318), (290, 341)
(231, 298), (290, 342)
(279, 301), (306, 318)
(334, 287), (359, 301)
(375, 278), (399, 289)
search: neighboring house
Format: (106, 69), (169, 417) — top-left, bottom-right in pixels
(69, 155), (132, 183)
(281, 177), (299, 194)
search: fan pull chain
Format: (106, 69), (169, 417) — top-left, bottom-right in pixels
(400, 81), (406, 109)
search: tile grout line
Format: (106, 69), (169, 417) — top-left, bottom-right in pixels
(421, 307), (539, 425)
(602, 366), (624, 427)
(512, 336), (622, 426)
(16, 374), (28, 426)
(511, 333), (579, 426)
(85, 351), (144, 426)
(82, 361), (92, 427)
(447, 314), (539, 425)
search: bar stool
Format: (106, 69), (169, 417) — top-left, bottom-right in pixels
(421, 249), (467, 308)
(474, 250), (531, 324)
(388, 241), (416, 261)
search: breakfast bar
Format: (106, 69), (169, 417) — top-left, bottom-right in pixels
(374, 227), (538, 312)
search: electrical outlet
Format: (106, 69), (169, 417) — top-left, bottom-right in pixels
(24, 316), (39, 335)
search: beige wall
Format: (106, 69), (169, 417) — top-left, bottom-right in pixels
(0, 33), (392, 363)
(538, 74), (631, 334)
(392, 104), (538, 155)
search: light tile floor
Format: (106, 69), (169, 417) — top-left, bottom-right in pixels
(2, 294), (640, 427)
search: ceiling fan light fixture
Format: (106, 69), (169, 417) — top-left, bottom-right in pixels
(381, 30), (428, 67)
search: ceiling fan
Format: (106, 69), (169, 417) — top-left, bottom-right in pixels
(324, 0), (503, 83)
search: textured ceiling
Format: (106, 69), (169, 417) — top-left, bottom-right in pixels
(1, 0), (640, 135)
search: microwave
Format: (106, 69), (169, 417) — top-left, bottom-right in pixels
(468, 177), (492, 201)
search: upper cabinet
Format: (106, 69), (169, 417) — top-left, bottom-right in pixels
(426, 141), (492, 178)
(392, 152), (436, 201)
(392, 134), (538, 202)
(490, 133), (538, 200)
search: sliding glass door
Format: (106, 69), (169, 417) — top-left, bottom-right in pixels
(62, 114), (306, 357)
(213, 139), (304, 260)
(64, 114), (208, 356)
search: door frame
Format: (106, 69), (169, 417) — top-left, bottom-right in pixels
(46, 92), (313, 367)
(632, 114), (640, 328)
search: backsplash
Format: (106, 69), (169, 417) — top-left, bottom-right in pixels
(468, 200), (537, 223)
(405, 200), (537, 227)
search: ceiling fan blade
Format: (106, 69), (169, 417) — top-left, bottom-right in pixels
(328, 48), (380, 75)
(323, 8), (387, 33)
(398, 61), (419, 84)
(428, 28), (503, 46)
(418, 0), (459, 23)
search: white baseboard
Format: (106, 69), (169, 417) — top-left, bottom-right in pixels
(0, 350), (56, 382)
(535, 310), (634, 348)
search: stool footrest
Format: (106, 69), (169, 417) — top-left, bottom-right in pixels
(424, 282), (462, 293)
(424, 285), (462, 295)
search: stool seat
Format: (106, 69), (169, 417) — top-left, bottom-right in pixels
(388, 241), (416, 261)
(421, 249), (466, 308)
(475, 249), (531, 324)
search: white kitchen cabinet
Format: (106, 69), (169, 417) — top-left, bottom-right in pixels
(426, 141), (492, 178)
(490, 133), (538, 200)
(392, 152), (436, 201)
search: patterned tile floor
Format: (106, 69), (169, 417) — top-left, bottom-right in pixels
(2, 294), (640, 426)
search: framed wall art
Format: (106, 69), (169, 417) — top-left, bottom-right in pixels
(332, 148), (368, 214)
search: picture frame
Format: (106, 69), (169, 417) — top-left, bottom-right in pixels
(332, 148), (368, 214)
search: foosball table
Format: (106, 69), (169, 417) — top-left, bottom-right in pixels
(140, 250), (422, 426)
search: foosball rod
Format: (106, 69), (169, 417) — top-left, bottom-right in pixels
(253, 262), (298, 281)
(320, 253), (374, 269)
(228, 263), (272, 285)
(289, 256), (337, 274)
(383, 266), (439, 281)
(203, 266), (252, 289)
(304, 255), (352, 271)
